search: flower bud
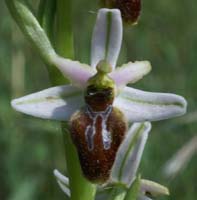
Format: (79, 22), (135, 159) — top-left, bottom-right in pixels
(100, 0), (141, 25)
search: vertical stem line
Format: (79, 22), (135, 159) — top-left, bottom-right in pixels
(55, 1), (96, 200)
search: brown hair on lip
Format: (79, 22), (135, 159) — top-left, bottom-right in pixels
(70, 107), (128, 183)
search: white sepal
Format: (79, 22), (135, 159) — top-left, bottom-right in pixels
(111, 122), (151, 186)
(114, 86), (187, 122)
(11, 85), (84, 121)
(52, 55), (95, 88)
(53, 169), (70, 197)
(91, 8), (122, 69)
(110, 61), (151, 88)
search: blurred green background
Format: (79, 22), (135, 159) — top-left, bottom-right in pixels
(0, 0), (196, 199)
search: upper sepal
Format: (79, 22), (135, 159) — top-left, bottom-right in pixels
(91, 8), (122, 69)
(11, 85), (84, 121)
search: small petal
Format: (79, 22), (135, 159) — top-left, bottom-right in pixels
(110, 61), (151, 88)
(52, 55), (95, 88)
(140, 179), (169, 197)
(111, 122), (151, 186)
(91, 8), (122, 69)
(114, 87), (187, 122)
(11, 85), (84, 121)
(53, 170), (70, 197)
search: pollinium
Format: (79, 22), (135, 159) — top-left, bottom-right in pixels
(70, 60), (128, 183)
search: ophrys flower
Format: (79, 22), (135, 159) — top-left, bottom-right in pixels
(11, 9), (187, 183)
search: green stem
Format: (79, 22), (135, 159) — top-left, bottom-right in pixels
(124, 176), (141, 200)
(107, 185), (127, 200)
(55, 1), (96, 200)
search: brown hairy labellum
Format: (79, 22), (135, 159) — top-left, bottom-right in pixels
(70, 106), (127, 183)
(101, 0), (141, 24)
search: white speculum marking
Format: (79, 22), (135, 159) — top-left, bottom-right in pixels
(85, 105), (112, 151)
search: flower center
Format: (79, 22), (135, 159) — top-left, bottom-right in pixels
(84, 60), (116, 150)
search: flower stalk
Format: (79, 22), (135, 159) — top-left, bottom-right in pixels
(107, 186), (127, 200)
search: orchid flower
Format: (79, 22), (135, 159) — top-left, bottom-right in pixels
(10, 7), (186, 199)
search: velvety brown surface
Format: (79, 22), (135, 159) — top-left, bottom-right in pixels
(70, 107), (127, 183)
(85, 85), (114, 111)
(101, 0), (141, 24)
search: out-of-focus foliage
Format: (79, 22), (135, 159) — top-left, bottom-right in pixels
(0, 0), (196, 199)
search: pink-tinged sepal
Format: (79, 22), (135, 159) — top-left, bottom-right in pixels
(11, 85), (84, 121)
(109, 61), (151, 88)
(52, 56), (95, 88)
